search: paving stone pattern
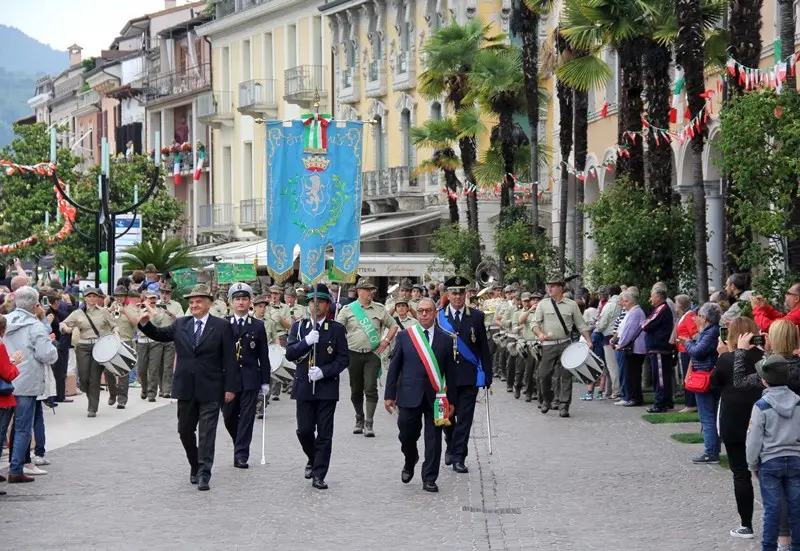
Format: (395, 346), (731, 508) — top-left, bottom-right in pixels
(3, 374), (761, 551)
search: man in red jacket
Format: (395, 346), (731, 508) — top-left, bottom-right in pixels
(751, 283), (800, 332)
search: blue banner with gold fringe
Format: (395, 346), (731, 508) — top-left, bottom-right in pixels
(265, 118), (365, 283)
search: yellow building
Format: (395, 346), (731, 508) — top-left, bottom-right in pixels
(556, 0), (788, 289)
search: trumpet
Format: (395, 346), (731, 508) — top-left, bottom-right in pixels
(112, 303), (121, 319)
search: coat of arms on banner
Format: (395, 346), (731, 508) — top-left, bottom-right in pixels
(266, 116), (365, 283)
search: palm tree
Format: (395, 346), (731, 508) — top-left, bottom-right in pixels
(419, 19), (504, 232)
(513, 0), (554, 232)
(778, 0), (797, 91)
(556, 77), (574, 275)
(675, 0), (709, 301)
(560, 0), (652, 186)
(473, 141), (549, 188)
(467, 47), (526, 211)
(120, 237), (200, 275)
(410, 118), (464, 223)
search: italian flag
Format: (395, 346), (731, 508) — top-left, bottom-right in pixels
(669, 72), (684, 124)
(173, 160), (182, 185)
(407, 325), (451, 427)
(194, 155), (205, 181)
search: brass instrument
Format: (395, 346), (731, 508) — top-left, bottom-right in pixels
(475, 259), (502, 289)
(112, 303), (121, 319)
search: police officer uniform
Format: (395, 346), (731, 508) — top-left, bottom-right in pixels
(286, 283), (349, 490)
(437, 276), (492, 474)
(222, 283), (271, 468)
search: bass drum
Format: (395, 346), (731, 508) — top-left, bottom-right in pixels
(560, 342), (604, 384)
(92, 335), (137, 377)
(268, 344), (296, 385)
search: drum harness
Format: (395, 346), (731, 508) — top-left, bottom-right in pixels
(547, 298), (578, 346)
(79, 309), (101, 344)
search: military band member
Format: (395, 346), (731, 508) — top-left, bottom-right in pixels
(532, 274), (591, 418)
(110, 286), (138, 409)
(502, 291), (520, 392)
(60, 287), (118, 417)
(483, 282), (503, 372)
(438, 276), (492, 474)
(144, 291), (176, 399)
(284, 286), (309, 324)
(269, 284), (292, 343)
(222, 283), (271, 469)
(387, 281), (413, 315)
(516, 292), (542, 401)
(492, 285), (517, 381)
(410, 284), (424, 312)
(286, 283), (349, 490)
(336, 279), (398, 437)
(385, 297), (457, 493)
(156, 284), (184, 397)
(392, 298), (419, 330)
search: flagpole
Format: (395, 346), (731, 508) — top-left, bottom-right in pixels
(309, 88), (322, 396)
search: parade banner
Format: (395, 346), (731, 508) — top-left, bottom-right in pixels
(215, 262), (257, 283)
(265, 117), (365, 283)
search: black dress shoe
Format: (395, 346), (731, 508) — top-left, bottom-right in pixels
(453, 462), (469, 473)
(444, 453), (453, 466)
(197, 478), (210, 491)
(116, 404), (126, 410)
(423, 481), (439, 493)
(190, 473), (198, 484)
(234, 460), (249, 469)
(524, 395), (532, 402)
(108, 396), (116, 406)
(148, 397), (156, 403)
(540, 403), (550, 414)
(401, 467), (414, 484)
(304, 462), (313, 479)
(559, 409), (570, 418)
(58, 398), (74, 403)
(646, 406), (668, 414)
(312, 477), (328, 490)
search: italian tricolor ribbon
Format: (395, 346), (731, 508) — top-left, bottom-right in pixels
(407, 325), (451, 427)
(301, 113), (332, 150)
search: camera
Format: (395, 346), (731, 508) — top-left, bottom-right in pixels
(751, 335), (765, 346)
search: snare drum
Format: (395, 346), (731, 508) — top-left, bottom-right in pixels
(268, 344), (295, 385)
(559, 342), (604, 384)
(92, 335), (137, 377)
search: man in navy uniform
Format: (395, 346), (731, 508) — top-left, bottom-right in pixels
(222, 283), (271, 469)
(385, 297), (457, 493)
(437, 276), (492, 474)
(286, 283), (349, 490)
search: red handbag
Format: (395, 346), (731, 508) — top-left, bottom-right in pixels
(684, 361), (713, 393)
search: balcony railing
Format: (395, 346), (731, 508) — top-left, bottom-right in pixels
(238, 80), (277, 110)
(284, 65), (326, 101)
(214, 0), (269, 19)
(199, 203), (234, 229)
(197, 91), (234, 120)
(53, 75), (82, 99)
(145, 63), (211, 102)
(240, 198), (266, 228)
(363, 167), (417, 199)
(76, 90), (100, 111)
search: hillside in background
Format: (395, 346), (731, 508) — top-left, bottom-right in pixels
(0, 25), (67, 147)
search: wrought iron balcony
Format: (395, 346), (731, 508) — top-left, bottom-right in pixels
(284, 65), (327, 109)
(197, 91), (234, 128)
(199, 203), (234, 231)
(238, 80), (277, 117)
(144, 63), (211, 103)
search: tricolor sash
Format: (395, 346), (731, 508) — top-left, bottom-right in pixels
(349, 301), (382, 350)
(438, 309), (486, 388)
(407, 325), (450, 427)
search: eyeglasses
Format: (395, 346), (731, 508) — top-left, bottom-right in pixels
(417, 308), (435, 314)
(786, 291), (800, 297)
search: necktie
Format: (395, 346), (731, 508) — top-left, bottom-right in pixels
(237, 318), (244, 336)
(424, 329), (430, 342)
(455, 311), (461, 324)
(194, 320), (203, 346)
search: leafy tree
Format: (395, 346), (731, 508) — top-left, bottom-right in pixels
(430, 224), (482, 277)
(584, 177), (695, 293)
(410, 118), (464, 223)
(0, 122), (81, 266)
(718, 91), (800, 289)
(494, 204), (557, 289)
(120, 237), (200, 274)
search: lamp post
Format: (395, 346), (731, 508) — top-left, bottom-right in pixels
(49, 128), (162, 290)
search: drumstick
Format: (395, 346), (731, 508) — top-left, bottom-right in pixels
(260, 396), (267, 465)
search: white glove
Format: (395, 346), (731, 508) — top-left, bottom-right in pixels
(308, 366), (323, 382)
(304, 329), (320, 346)
(260, 384), (270, 393)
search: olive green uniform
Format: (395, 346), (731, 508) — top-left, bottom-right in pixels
(336, 300), (396, 423)
(62, 305), (117, 414)
(269, 302), (293, 398)
(531, 297), (588, 411)
(112, 305), (139, 406)
(155, 300), (183, 397)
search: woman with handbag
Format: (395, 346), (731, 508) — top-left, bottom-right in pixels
(678, 302), (722, 465)
(0, 314), (21, 495)
(710, 316), (763, 540)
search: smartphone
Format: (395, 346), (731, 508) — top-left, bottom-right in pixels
(156, 304), (167, 310)
(720, 327), (728, 342)
(750, 335), (765, 346)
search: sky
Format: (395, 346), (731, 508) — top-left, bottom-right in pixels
(3, 0), (196, 57)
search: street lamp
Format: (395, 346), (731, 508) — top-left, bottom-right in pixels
(49, 128), (162, 290)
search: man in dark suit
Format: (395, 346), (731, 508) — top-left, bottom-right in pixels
(438, 276), (492, 474)
(286, 283), (349, 490)
(385, 297), (457, 493)
(138, 284), (240, 491)
(222, 283), (271, 469)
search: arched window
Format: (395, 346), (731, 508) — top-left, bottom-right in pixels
(430, 102), (442, 121)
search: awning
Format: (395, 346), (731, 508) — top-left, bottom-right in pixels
(191, 207), (445, 265)
(357, 254), (440, 278)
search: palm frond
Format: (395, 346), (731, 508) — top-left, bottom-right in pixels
(410, 118), (460, 149)
(703, 28), (728, 70)
(455, 106), (488, 140)
(120, 238), (200, 274)
(556, 55), (612, 92)
(473, 143), (550, 188)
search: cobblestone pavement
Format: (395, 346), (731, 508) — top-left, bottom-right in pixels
(3, 373), (761, 551)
